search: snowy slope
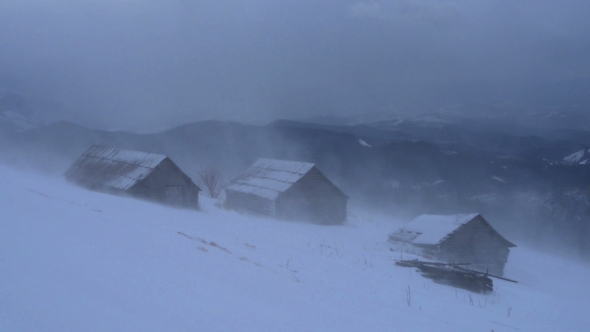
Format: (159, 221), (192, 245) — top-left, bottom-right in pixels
(1, 166), (590, 331)
(564, 149), (586, 164)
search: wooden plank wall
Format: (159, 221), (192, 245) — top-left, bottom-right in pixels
(225, 189), (276, 216)
(277, 167), (347, 225)
(131, 158), (200, 209)
(432, 216), (511, 276)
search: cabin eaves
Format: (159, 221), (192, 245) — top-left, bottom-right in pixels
(65, 145), (168, 191)
(397, 213), (480, 246)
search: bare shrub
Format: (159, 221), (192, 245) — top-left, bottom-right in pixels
(197, 164), (225, 198)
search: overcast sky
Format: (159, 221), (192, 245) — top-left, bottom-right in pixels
(1, 0), (589, 131)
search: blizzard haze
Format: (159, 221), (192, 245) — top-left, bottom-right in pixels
(2, 164), (590, 331)
(2, 2), (590, 328)
(1, 0), (590, 131)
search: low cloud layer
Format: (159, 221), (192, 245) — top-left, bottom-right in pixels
(1, 0), (589, 130)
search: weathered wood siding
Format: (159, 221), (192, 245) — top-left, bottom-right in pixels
(130, 158), (200, 209)
(427, 215), (511, 276)
(223, 160), (348, 224)
(276, 167), (347, 225)
(225, 189), (276, 216)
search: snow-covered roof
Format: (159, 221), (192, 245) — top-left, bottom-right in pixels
(225, 158), (316, 200)
(389, 214), (479, 246)
(65, 145), (167, 190)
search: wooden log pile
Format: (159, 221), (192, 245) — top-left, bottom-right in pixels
(395, 259), (517, 293)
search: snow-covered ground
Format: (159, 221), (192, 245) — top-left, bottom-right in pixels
(564, 149), (587, 164)
(1, 166), (589, 331)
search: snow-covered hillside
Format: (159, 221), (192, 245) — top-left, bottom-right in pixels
(563, 149), (590, 165)
(1, 166), (589, 331)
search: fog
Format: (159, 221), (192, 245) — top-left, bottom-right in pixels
(1, 0), (589, 131)
(1, 0), (590, 261)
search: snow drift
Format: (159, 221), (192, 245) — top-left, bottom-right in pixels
(1, 165), (589, 331)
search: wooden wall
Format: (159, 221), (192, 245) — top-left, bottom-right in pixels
(130, 158), (200, 209)
(424, 216), (512, 276)
(276, 167), (347, 225)
(225, 189), (276, 216)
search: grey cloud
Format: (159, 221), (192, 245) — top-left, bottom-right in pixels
(348, 0), (464, 26)
(348, 2), (384, 20)
(0, 0), (589, 131)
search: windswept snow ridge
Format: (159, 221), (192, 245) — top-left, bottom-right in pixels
(564, 150), (585, 164)
(492, 176), (507, 183)
(1, 166), (589, 332)
(359, 139), (372, 147)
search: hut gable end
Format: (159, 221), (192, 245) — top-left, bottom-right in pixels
(284, 167), (348, 200)
(389, 214), (479, 247)
(441, 215), (516, 250)
(134, 158), (197, 189)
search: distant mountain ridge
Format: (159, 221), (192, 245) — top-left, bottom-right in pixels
(305, 78), (590, 132)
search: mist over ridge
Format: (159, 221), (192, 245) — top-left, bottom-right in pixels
(2, 2), (590, 330)
(1, 0), (590, 269)
(1, 0), (590, 131)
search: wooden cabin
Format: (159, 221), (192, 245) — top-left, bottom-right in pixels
(225, 158), (348, 225)
(388, 214), (516, 276)
(65, 145), (200, 209)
